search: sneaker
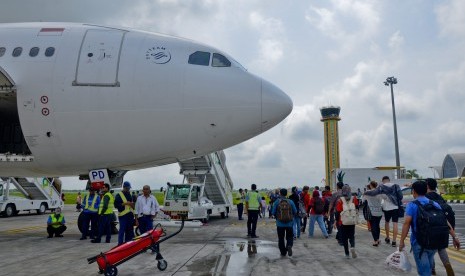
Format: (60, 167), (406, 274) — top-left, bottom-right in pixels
(251, 235), (259, 239)
(351, 248), (357, 259)
(79, 237), (87, 240)
(391, 241), (396, 247)
(91, 239), (101, 243)
(385, 237), (390, 244)
(47, 235), (53, 238)
(55, 235), (64, 238)
(287, 246), (293, 257)
(345, 254), (350, 259)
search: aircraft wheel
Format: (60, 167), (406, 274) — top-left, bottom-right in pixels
(104, 265), (118, 276)
(220, 212), (226, 219)
(77, 212), (84, 233)
(157, 259), (168, 271)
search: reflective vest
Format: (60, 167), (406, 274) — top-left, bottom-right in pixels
(118, 191), (134, 217)
(99, 192), (114, 215)
(49, 214), (64, 228)
(84, 194), (98, 212)
(247, 191), (260, 210)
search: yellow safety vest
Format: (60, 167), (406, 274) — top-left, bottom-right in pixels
(84, 194), (98, 212)
(49, 214), (64, 228)
(118, 191), (134, 216)
(99, 192), (114, 215)
(247, 191), (260, 210)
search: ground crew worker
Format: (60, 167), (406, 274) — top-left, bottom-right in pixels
(47, 207), (67, 238)
(135, 185), (159, 234)
(91, 183), (114, 243)
(80, 188), (100, 240)
(114, 181), (135, 245)
(246, 183), (261, 238)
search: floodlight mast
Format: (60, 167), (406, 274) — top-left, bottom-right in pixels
(384, 76), (401, 178)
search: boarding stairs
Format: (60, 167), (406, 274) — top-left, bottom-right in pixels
(178, 151), (233, 206)
(0, 177), (49, 200)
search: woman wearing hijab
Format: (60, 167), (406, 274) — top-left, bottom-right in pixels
(335, 185), (359, 258)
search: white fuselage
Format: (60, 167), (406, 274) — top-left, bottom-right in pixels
(0, 22), (292, 177)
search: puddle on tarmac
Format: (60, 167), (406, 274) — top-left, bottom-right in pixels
(186, 238), (277, 275)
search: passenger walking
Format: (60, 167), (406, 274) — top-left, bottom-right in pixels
(364, 181), (383, 246)
(300, 186), (310, 233)
(308, 190), (329, 238)
(236, 188), (245, 220)
(114, 181), (136, 245)
(135, 185), (159, 234)
(425, 178), (457, 276)
(336, 185), (359, 258)
(260, 197), (267, 218)
(46, 207), (67, 238)
(272, 188), (297, 256)
(364, 176), (402, 247)
(328, 182), (344, 245)
(399, 181), (460, 276)
(92, 183), (114, 243)
(288, 187), (301, 239)
(322, 186), (332, 234)
(245, 184), (261, 238)
(80, 188), (100, 240)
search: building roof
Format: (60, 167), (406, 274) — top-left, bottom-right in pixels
(442, 153), (465, 178)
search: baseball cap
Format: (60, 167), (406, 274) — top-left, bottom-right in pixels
(123, 181), (131, 188)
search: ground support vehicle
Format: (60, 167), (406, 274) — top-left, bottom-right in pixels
(163, 151), (233, 222)
(0, 177), (63, 217)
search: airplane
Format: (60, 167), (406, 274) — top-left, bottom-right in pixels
(0, 22), (292, 187)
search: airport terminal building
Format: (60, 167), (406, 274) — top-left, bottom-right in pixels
(442, 153), (465, 178)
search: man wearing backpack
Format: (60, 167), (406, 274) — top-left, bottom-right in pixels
(288, 186), (301, 239)
(399, 181), (460, 276)
(271, 189), (297, 256)
(246, 184), (261, 238)
(425, 178), (456, 276)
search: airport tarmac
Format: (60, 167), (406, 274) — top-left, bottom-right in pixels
(0, 208), (464, 276)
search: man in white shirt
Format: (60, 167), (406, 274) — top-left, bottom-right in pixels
(135, 185), (160, 234)
(364, 176), (402, 247)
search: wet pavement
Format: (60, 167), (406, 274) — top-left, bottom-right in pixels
(0, 208), (464, 275)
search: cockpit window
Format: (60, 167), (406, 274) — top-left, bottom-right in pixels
(45, 47), (55, 57)
(0, 47), (5, 57)
(212, 53), (231, 67)
(188, 51), (210, 66)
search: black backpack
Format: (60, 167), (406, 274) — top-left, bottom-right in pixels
(276, 199), (294, 222)
(313, 197), (325, 215)
(413, 200), (449, 251)
(426, 192), (456, 229)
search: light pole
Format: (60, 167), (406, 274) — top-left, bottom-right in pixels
(384, 76), (401, 178)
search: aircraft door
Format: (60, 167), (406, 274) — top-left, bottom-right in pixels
(73, 29), (126, 87)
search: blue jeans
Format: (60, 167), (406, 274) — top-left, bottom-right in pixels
(412, 241), (436, 276)
(293, 216), (301, 238)
(138, 215), (153, 234)
(308, 214), (328, 237)
(118, 214), (135, 245)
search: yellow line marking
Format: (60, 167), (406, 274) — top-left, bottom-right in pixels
(356, 224), (465, 263)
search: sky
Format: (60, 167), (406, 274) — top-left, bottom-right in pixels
(2, 0), (465, 190)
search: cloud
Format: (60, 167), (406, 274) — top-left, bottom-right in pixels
(282, 105), (321, 142)
(436, 0), (465, 39)
(388, 31), (404, 51)
(305, 0), (381, 59)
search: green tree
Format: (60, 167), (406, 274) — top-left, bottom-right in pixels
(405, 169), (419, 179)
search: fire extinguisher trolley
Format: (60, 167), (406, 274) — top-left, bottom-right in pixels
(87, 216), (185, 276)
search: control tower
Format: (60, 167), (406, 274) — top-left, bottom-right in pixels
(320, 106), (341, 189)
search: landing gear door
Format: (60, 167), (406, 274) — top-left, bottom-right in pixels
(74, 29), (125, 87)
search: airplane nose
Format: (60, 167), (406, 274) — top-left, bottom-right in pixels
(261, 79), (293, 132)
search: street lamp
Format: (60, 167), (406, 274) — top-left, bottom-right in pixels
(384, 76), (401, 179)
